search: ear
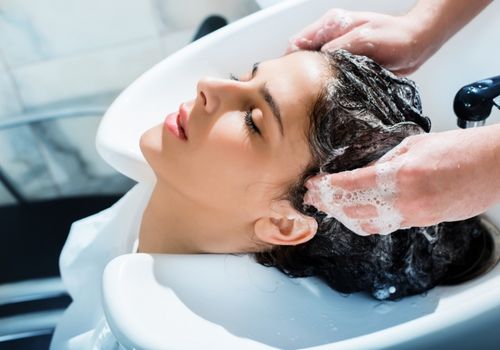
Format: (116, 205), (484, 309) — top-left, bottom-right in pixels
(254, 201), (318, 246)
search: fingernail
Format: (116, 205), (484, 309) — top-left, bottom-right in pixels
(291, 37), (313, 51)
(297, 37), (312, 45)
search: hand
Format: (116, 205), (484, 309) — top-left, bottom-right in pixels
(303, 126), (500, 236)
(286, 8), (434, 75)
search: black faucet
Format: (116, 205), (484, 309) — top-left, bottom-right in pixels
(453, 75), (500, 128)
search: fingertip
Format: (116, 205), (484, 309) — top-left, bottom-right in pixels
(285, 46), (296, 54)
(303, 190), (314, 205)
(303, 191), (325, 212)
(286, 37), (301, 54)
(304, 179), (313, 190)
(305, 174), (323, 190)
(328, 169), (372, 191)
(320, 42), (338, 53)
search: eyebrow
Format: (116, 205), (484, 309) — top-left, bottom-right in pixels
(252, 62), (284, 136)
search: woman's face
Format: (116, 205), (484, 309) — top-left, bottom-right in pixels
(140, 51), (326, 250)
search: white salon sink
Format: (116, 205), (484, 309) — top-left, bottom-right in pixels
(98, 0), (500, 348)
(103, 244), (500, 349)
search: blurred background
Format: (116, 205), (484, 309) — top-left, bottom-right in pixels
(0, 0), (277, 348)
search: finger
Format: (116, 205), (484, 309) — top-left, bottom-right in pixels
(286, 37), (315, 53)
(376, 138), (411, 164)
(303, 188), (321, 207)
(393, 66), (417, 76)
(343, 204), (378, 219)
(305, 167), (377, 196)
(303, 190), (331, 214)
(287, 9), (359, 53)
(360, 222), (380, 235)
(320, 27), (375, 57)
(325, 167), (377, 191)
(287, 21), (325, 53)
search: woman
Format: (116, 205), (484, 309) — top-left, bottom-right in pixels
(139, 48), (485, 300)
(51, 49), (486, 349)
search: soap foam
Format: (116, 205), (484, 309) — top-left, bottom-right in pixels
(324, 9), (353, 31)
(313, 10), (354, 46)
(315, 160), (404, 236)
(373, 285), (397, 300)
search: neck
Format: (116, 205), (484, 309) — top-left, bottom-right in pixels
(138, 181), (255, 254)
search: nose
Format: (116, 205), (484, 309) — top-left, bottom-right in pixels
(196, 77), (242, 115)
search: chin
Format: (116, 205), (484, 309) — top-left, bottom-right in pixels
(139, 123), (164, 166)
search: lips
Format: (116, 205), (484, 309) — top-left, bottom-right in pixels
(177, 104), (189, 140)
(164, 103), (189, 141)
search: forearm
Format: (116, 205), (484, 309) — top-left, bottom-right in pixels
(406, 0), (493, 58)
(468, 123), (500, 206)
(484, 123), (500, 204)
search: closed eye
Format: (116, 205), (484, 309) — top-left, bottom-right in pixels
(244, 110), (260, 135)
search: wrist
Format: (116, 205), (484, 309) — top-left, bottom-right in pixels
(491, 125), (500, 203)
(473, 124), (500, 205)
(405, 0), (493, 56)
(404, 3), (447, 64)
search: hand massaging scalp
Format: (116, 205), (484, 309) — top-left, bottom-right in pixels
(313, 159), (404, 236)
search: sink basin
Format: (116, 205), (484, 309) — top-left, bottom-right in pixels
(97, 0), (500, 348)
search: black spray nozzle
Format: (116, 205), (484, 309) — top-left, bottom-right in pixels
(453, 75), (500, 128)
(192, 15), (228, 42)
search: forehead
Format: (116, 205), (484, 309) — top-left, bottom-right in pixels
(262, 51), (327, 135)
(261, 51), (327, 106)
(258, 52), (328, 177)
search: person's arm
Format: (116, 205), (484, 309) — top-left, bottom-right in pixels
(304, 124), (500, 236)
(287, 0), (493, 75)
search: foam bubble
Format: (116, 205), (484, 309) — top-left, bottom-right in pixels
(314, 161), (403, 236)
(316, 10), (354, 47)
(326, 9), (353, 30)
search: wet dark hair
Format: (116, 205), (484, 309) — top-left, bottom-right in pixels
(255, 49), (487, 300)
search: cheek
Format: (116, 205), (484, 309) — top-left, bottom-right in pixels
(164, 116), (267, 208)
(191, 120), (261, 189)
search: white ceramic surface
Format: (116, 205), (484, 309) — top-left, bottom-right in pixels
(98, 0), (500, 348)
